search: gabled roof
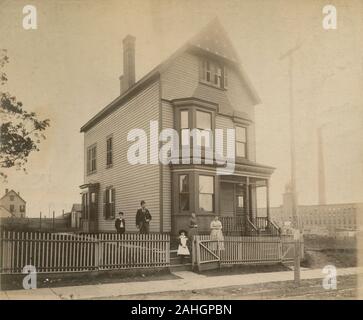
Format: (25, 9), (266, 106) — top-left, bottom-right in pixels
(0, 189), (26, 203)
(80, 18), (261, 133)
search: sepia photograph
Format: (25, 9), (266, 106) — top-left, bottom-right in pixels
(0, 0), (362, 305)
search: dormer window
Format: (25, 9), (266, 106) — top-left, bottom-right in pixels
(200, 58), (227, 89)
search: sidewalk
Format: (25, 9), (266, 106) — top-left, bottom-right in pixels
(1, 267), (362, 300)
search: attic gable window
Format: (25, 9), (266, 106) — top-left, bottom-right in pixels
(200, 58), (227, 89)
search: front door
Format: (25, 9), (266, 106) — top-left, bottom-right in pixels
(235, 184), (247, 218)
(81, 189), (98, 232)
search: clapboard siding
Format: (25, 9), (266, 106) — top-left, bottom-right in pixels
(84, 80), (161, 232)
(161, 52), (198, 100)
(226, 67), (256, 114)
(161, 100), (173, 232)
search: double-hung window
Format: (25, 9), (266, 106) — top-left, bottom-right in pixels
(87, 144), (97, 174)
(179, 175), (189, 211)
(236, 126), (247, 158)
(180, 110), (189, 146)
(103, 188), (115, 220)
(196, 110), (212, 149)
(198, 175), (214, 212)
(201, 59), (228, 89)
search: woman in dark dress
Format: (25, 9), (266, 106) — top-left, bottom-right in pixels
(188, 212), (198, 241)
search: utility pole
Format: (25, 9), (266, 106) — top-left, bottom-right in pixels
(280, 42), (302, 286)
(279, 42), (302, 230)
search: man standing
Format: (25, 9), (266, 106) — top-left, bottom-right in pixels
(135, 200), (152, 234)
(115, 212), (126, 234)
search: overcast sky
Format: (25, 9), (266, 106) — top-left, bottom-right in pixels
(1, 0), (362, 217)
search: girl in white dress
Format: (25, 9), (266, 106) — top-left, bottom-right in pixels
(210, 216), (225, 251)
(177, 230), (190, 264)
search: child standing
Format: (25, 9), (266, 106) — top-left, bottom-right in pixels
(177, 230), (190, 264)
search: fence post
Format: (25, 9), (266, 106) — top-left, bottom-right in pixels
(195, 236), (201, 271)
(39, 212), (42, 230)
(95, 234), (99, 271)
(293, 230), (301, 287)
(166, 234), (170, 265)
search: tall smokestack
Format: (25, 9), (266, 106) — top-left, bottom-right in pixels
(120, 35), (136, 93)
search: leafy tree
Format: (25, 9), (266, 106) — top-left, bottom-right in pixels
(0, 49), (50, 181)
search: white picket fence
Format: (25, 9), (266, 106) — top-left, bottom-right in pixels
(0, 231), (170, 274)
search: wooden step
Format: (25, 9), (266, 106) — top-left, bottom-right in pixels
(169, 263), (192, 272)
(170, 256), (191, 264)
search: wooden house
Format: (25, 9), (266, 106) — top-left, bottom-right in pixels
(80, 19), (277, 236)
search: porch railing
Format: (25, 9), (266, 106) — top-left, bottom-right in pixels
(256, 217), (281, 236)
(220, 216), (279, 236)
(219, 216), (245, 236)
(0, 231), (170, 274)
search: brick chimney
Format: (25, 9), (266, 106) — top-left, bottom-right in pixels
(5, 188), (8, 195)
(120, 35), (136, 94)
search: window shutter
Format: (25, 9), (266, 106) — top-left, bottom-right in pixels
(111, 188), (116, 218)
(87, 149), (90, 174)
(103, 190), (107, 219)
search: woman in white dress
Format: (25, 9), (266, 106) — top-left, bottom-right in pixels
(210, 216), (224, 251)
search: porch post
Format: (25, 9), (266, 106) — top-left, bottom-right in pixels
(266, 179), (270, 220)
(246, 177), (250, 220)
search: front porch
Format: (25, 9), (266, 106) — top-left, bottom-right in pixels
(219, 176), (280, 237)
(171, 161), (279, 237)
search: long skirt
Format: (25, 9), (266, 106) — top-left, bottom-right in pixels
(139, 222), (150, 234)
(177, 245), (190, 256)
(188, 227), (198, 241)
(210, 230), (225, 251)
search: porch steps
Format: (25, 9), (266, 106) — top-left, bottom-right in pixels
(169, 249), (192, 272)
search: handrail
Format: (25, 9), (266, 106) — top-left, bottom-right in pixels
(246, 218), (258, 235)
(267, 219), (281, 236)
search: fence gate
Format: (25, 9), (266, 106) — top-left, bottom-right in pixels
(193, 236), (220, 271)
